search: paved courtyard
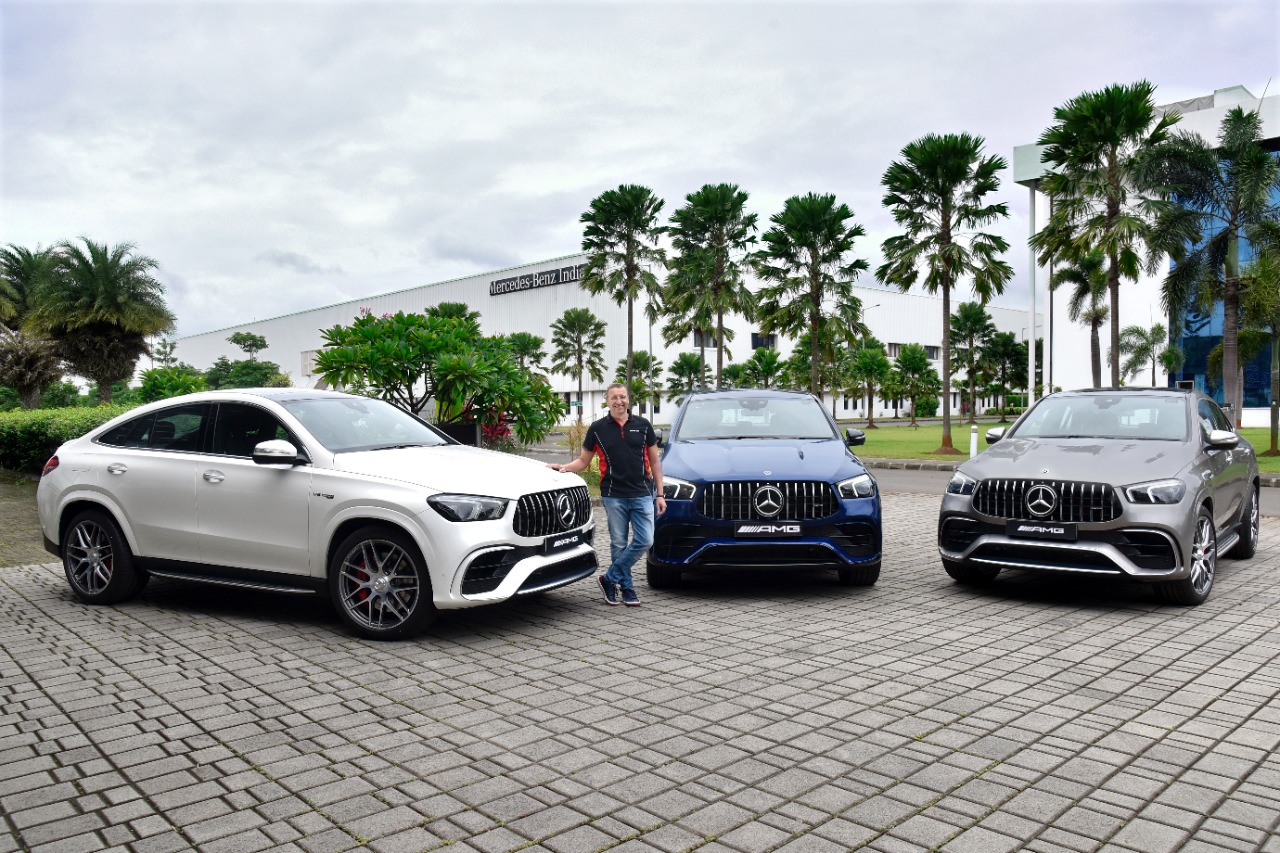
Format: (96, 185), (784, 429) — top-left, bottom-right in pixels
(2, 493), (1279, 853)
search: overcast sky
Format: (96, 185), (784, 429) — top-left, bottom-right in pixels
(3, 0), (1277, 341)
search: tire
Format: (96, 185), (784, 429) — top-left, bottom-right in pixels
(1156, 504), (1215, 606)
(1225, 485), (1259, 560)
(838, 562), (880, 586)
(645, 560), (682, 589)
(62, 509), (148, 604)
(942, 556), (1000, 585)
(329, 525), (437, 640)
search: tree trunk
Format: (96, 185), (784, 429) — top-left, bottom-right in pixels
(625, 296), (635, 394)
(1268, 333), (1279, 456)
(1090, 322), (1102, 387)
(716, 309), (724, 389)
(809, 278), (821, 396)
(576, 363), (584, 426)
(1224, 236), (1241, 426)
(866, 385), (876, 429)
(1108, 253), (1121, 387)
(19, 385), (41, 409)
(909, 395), (917, 427)
(938, 283), (957, 453)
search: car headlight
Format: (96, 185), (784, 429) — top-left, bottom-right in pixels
(428, 494), (510, 522)
(1123, 479), (1185, 505)
(947, 471), (978, 496)
(837, 473), (876, 499)
(663, 477), (697, 501)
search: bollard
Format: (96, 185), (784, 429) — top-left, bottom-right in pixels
(970, 424), (978, 458)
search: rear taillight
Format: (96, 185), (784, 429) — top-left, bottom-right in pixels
(41, 455), (59, 476)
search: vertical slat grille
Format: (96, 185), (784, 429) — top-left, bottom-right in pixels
(513, 486), (592, 537)
(972, 479), (1121, 523)
(697, 481), (838, 521)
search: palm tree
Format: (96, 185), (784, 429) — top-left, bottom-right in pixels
(1155, 106), (1280, 423)
(1030, 81), (1181, 389)
(894, 343), (941, 427)
(0, 328), (62, 409)
(743, 347), (784, 389)
(877, 132), (1012, 453)
(754, 193), (869, 396)
(1118, 324), (1174, 386)
(549, 307), (606, 425)
(26, 238), (175, 404)
(1241, 251), (1280, 455)
(663, 184), (758, 388)
(949, 302), (996, 424)
(0, 244), (58, 328)
(851, 344), (890, 428)
(614, 350), (663, 416)
(666, 352), (711, 405)
(506, 331), (547, 372)
(983, 331), (1023, 421)
(426, 302), (482, 336)
(720, 363), (748, 388)
(1050, 249), (1114, 387)
(580, 184), (666, 390)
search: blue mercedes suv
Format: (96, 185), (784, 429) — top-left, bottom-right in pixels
(648, 389), (882, 588)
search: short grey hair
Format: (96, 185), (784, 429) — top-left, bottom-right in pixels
(605, 382), (630, 397)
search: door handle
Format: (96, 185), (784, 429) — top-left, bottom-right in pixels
(203, 470), (225, 483)
(106, 463), (127, 475)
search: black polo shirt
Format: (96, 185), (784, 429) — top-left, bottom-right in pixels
(583, 412), (658, 498)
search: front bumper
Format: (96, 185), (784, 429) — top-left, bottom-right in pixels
(938, 493), (1195, 581)
(650, 498), (882, 570)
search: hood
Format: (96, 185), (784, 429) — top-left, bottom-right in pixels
(962, 436), (1193, 484)
(331, 444), (581, 497)
(663, 437), (864, 482)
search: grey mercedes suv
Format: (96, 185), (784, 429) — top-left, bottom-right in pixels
(938, 388), (1259, 605)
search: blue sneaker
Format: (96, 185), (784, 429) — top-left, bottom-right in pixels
(598, 575), (620, 606)
(621, 588), (640, 607)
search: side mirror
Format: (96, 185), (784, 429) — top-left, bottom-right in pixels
(1207, 429), (1239, 449)
(253, 439), (305, 466)
(986, 428), (1005, 445)
(845, 427), (865, 447)
(654, 428), (665, 447)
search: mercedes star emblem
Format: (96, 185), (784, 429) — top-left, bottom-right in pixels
(555, 493), (575, 528)
(753, 485), (784, 518)
(1025, 483), (1058, 518)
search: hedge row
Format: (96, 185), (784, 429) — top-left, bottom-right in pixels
(0, 406), (133, 474)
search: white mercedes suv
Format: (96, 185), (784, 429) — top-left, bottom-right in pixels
(37, 389), (596, 639)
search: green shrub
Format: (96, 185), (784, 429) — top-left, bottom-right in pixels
(0, 405), (133, 473)
(915, 396), (939, 418)
(139, 366), (207, 403)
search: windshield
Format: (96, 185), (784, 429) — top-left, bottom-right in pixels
(1010, 395), (1188, 441)
(676, 397), (837, 440)
(282, 397), (450, 452)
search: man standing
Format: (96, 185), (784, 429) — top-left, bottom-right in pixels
(549, 383), (666, 606)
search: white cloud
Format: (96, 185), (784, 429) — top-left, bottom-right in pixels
(3, 0), (1277, 336)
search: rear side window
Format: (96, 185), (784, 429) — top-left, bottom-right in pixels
(99, 413), (156, 449)
(97, 404), (210, 452)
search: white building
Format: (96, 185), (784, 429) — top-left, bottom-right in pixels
(176, 253), (1041, 426)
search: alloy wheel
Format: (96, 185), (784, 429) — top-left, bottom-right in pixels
(336, 538), (421, 632)
(66, 519), (114, 596)
(1188, 512), (1216, 596)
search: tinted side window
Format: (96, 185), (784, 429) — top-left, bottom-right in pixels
(211, 403), (293, 457)
(150, 404), (211, 452)
(99, 413), (156, 449)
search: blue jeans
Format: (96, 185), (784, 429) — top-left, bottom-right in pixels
(601, 495), (655, 592)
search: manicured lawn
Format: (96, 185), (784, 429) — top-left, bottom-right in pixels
(845, 419), (1280, 473)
